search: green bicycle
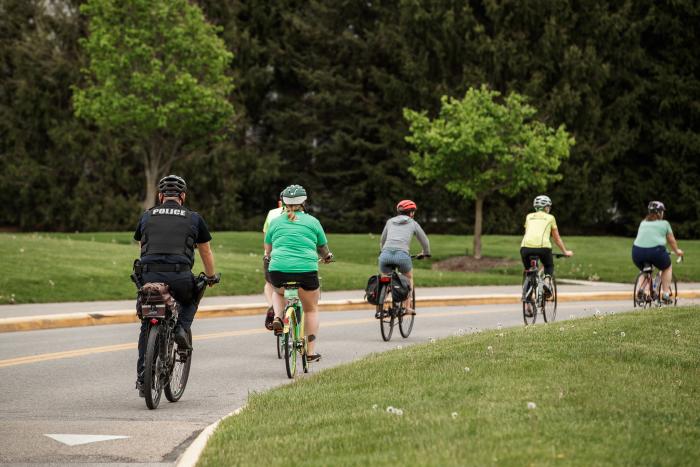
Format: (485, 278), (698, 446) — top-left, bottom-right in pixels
(280, 281), (309, 378)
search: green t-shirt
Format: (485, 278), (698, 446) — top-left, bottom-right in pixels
(633, 220), (672, 248)
(265, 212), (328, 273)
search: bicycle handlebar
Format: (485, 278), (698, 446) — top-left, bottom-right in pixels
(553, 253), (569, 259)
(411, 254), (431, 260)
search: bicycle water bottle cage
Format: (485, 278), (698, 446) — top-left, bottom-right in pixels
(137, 282), (177, 319)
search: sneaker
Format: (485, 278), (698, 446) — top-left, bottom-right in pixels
(524, 303), (534, 318)
(135, 380), (145, 398)
(307, 353), (321, 362)
(662, 292), (672, 304)
(543, 276), (553, 298)
(636, 289), (645, 303)
(272, 317), (283, 335)
(374, 310), (381, 319)
(264, 306), (274, 330)
(174, 326), (192, 350)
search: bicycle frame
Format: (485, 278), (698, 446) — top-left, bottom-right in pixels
(283, 287), (304, 343)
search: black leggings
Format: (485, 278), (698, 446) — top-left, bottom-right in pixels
(520, 247), (554, 276)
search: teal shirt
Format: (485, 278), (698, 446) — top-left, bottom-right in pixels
(633, 220), (672, 248)
(265, 212), (328, 273)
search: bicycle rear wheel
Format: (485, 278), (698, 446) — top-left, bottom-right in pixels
(399, 288), (415, 338)
(143, 325), (164, 410)
(522, 277), (536, 325)
(165, 328), (191, 403)
(284, 307), (297, 378)
(543, 276), (557, 323)
(633, 272), (645, 308)
(378, 286), (395, 341)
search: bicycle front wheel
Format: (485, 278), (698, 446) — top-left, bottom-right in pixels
(379, 287), (395, 341)
(276, 333), (283, 359)
(543, 276), (557, 323)
(143, 325), (164, 410)
(399, 288), (415, 338)
(165, 328), (192, 403)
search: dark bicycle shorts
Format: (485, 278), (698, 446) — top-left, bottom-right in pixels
(268, 270), (320, 291)
(632, 245), (671, 271)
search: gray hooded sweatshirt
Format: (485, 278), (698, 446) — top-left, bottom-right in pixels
(380, 215), (431, 255)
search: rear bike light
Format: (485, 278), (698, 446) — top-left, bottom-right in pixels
(150, 318), (158, 324)
(380, 276), (391, 283)
(530, 260), (537, 267)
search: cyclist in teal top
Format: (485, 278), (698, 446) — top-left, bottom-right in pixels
(264, 185), (333, 361)
(632, 201), (684, 303)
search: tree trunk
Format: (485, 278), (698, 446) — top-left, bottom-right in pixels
(473, 196), (484, 259)
(142, 139), (179, 210)
(143, 162), (158, 211)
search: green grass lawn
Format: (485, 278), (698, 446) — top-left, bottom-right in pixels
(1, 232), (699, 304)
(200, 306), (700, 466)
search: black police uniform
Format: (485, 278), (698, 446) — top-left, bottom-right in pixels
(133, 200), (212, 380)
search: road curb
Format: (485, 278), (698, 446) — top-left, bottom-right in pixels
(176, 405), (246, 467)
(1, 290), (699, 333)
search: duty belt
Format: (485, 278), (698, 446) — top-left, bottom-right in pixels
(139, 263), (191, 273)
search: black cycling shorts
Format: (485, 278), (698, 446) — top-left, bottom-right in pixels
(268, 271), (320, 291)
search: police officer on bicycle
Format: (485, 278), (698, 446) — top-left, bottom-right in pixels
(133, 175), (218, 396)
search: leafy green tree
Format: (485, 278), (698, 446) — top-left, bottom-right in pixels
(73, 0), (234, 209)
(404, 85), (574, 258)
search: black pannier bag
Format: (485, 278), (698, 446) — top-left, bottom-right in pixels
(137, 282), (178, 319)
(365, 275), (381, 305)
(391, 271), (411, 302)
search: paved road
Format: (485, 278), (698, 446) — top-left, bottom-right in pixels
(1, 298), (696, 465)
(1, 281), (671, 319)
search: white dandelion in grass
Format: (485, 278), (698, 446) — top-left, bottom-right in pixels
(386, 406), (395, 413)
(620, 331), (626, 337)
(674, 329), (680, 337)
(48, 280), (55, 287)
(498, 333), (504, 337)
(457, 328), (466, 336)
(396, 345), (403, 350)
(372, 404), (378, 410)
(559, 327), (565, 332)
(395, 409), (404, 416)
(487, 346), (493, 353)
(593, 331), (598, 335)
(569, 314), (575, 320)
(429, 337), (436, 344)
(527, 402), (537, 410)
(451, 412), (459, 419)
(464, 367), (471, 373)
(19, 248), (25, 253)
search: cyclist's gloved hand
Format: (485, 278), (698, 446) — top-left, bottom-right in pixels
(205, 273), (220, 287)
(323, 253), (334, 263)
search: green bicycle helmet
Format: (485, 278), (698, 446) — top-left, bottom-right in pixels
(281, 184), (307, 205)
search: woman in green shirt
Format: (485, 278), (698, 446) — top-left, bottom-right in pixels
(264, 185), (333, 362)
(632, 201), (684, 303)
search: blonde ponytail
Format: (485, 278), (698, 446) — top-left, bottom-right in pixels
(287, 204), (303, 221)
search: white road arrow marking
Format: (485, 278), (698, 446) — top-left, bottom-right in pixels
(45, 434), (129, 446)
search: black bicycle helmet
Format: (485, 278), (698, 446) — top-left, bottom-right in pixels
(158, 175), (187, 196)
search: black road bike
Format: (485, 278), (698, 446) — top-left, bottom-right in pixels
(134, 272), (220, 410)
(376, 254), (429, 341)
(521, 254), (566, 325)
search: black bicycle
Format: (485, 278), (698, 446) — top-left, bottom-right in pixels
(521, 254), (566, 325)
(633, 255), (681, 308)
(376, 254), (429, 341)
(134, 272), (220, 410)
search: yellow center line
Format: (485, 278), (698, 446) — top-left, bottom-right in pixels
(0, 302), (611, 369)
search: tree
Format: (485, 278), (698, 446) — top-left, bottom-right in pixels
(73, 0), (234, 209)
(404, 85), (574, 258)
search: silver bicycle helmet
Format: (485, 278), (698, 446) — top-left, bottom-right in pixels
(533, 195), (552, 210)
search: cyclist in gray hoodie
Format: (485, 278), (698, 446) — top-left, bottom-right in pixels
(379, 199), (431, 314)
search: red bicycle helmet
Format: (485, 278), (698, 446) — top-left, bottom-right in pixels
(396, 199), (417, 213)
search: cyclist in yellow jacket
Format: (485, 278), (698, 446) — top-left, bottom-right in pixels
(520, 195), (573, 314)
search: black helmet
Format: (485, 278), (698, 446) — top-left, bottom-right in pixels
(158, 175), (187, 196)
